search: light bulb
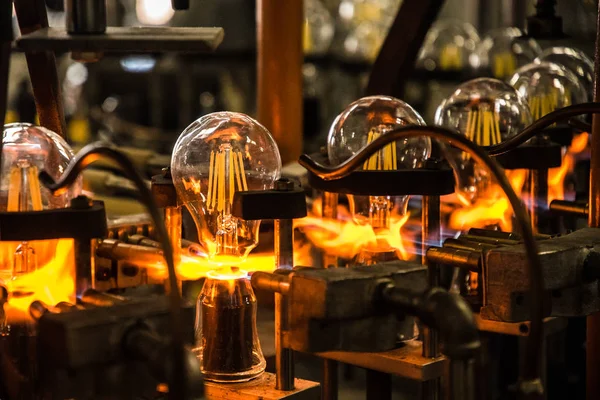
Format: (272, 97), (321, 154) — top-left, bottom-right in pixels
(1, 123), (82, 279)
(434, 78), (532, 203)
(304, 0), (335, 56)
(170, 112), (281, 265)
(509, 62), (588, 121)
(473, 27), (542, 79)
(194, 267), (265, 382)
(417, 20), (480, 72)
(535, 47), (594, 99)
(327, 96), (431, 261)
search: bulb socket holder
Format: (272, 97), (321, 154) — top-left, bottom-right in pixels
(232, 187), (307, 221)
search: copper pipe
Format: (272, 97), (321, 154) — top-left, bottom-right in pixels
(549, 200), (589, 216)
(256, 0), (303, 165)
(587, 2), (600, 399)
(13, 0), (66, 137)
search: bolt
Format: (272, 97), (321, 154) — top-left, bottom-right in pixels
(70, 195), (93, 209)
(275, 178), (295, 191)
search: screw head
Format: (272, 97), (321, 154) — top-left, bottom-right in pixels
(275, 178), (295, 191)
(70, 195), (93, 209)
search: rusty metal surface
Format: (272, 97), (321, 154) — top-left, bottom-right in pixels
(16, 27), (224, 53)
(366, 0), (446, 97)
(479, 228), (600, 321)
(13, 0), (66, 137)
(317, 340), (445, 382)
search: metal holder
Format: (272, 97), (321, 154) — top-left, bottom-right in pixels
(228, 178), (318, 396)
(303, 153), (454, 400)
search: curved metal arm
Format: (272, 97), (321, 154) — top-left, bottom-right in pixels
(487, 102), (600, 155)
(298, 125), (544, 392)
(38, 142), (189, 399)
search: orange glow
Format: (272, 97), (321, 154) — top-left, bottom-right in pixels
(446, 169), (528, 232)
(548, 132), (589, 203)
(206, 266), (248, 280)
(2, 239), (75, 323)
(294, 199), (416, 261)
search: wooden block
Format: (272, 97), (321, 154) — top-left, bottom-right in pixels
(203, 372), (320, 400)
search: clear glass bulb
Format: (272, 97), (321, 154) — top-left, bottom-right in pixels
(434, 78), (532, 203)
(1, 123), (82, 280)
(509, 61), (588, 121)
(194, 267), (265, 382)
(417, 19), (480, 72)
(335, 0), (400, 62)
(535, 47), (594, 98)
(170, 112), (282, 266)
(327, 96), (431, 261)
(304, 0), (335, 56)
(473, 27), (542, 80)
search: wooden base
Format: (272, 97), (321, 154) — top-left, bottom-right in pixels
(203, 372), (320, 400)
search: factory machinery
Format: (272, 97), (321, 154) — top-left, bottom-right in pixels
(2, 0), (600, 400)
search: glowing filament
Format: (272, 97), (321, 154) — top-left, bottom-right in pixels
(363, 128), (397, 171)
(439, 44), (462, 71)
(206, 148), (248, 213)
(529, 87), (571, 121)
(492, 52), (517, 79)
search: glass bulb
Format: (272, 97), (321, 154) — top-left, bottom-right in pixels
(170, 112), (281, 265)
(434, 78), (532, 203)
(304, 0), (335, 56)
(1, 123), (82, 279)
(194, 267), (265, 382)
(327, 96), (431, 262)
(417, 19), (480, 72)
(509, 61), (588, 121)
(535, 47), (594, 98)
(473, 27), (542, 80)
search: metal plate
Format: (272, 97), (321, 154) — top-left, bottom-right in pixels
(204, 373), (320, 400)
(316, 340), (445, 381)
(16, 27), (224, 53)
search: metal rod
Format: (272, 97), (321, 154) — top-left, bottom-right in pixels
(164, 206), (182, 295)
(74, 239), (94, 300)
(274, 179), (295, 391)
(425, 247), (481, 272)
(448, 359), (476, 400)
(550, 200), (589, 216)
(587, 2), (600, 399)
(421, 195), (441, 400)
(528, 169), (548, 233)
(322, 359), (338, 400)
(256, 0), (303, 164)
(80, 288), (127, 307)
(366, 369), (392, 400)
(13, 0), (66, 137)
(274, 219), (295, 391)
(322, 192), (339, 268)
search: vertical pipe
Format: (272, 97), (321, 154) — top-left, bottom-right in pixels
(448, 359), (476, 400)
(13, 0), (66, 137)
(366, 369), (392, 400)
(322, 359), (338, 400)
(321, 190), (339, 399)
(528, 169), (549, 234)
(274, 179), (295, 391)
(587, 4), (600, 400)
(274, 219), (295, 391)
(164, 206), (182, 294)
(256, 0), (303, 165)
(74, 238), (94, 301)
(421, 195), (441, 400)
(322, 192), (339, 268)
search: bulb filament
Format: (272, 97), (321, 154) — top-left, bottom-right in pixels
(529, 86), (570, 122)
(463, 105), (501, 162)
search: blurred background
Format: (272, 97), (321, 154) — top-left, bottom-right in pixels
(6, 0), (598, 158)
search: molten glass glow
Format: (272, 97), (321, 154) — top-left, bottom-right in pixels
(2, 239), (75, 323)
(295, 198), (416, 261)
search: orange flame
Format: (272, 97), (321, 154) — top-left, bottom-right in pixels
(1, 239), (75, 323)
(446, 169), (528, 232)
(294, 198), (415, 262)
(548, 132), (589, 203)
